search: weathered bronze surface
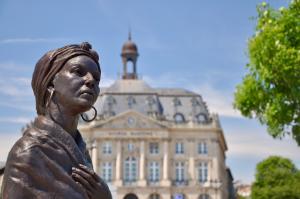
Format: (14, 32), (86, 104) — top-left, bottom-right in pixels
(1, 42), (112, 199)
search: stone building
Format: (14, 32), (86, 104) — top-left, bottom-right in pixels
(79, 35), (234, 199)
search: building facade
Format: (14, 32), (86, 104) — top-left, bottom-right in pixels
(79, 35), (233, 199)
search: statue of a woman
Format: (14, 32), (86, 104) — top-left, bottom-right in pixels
(1, 42), (112, 199)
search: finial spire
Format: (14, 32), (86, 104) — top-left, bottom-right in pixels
(128, 26), (132, 41)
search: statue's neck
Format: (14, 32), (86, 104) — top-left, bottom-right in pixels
(45, 101), (79, 139)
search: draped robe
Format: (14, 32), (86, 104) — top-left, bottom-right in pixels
(1, 115), (99, 199)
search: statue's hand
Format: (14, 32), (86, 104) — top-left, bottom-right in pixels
(72, 164), (112, 199)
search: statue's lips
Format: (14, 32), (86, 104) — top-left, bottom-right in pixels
(80, 90), (94, 98)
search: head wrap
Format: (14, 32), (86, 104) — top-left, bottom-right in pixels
(31, 42), (100, 115)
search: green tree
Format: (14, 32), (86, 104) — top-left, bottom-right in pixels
(234, 0), (300, 145)
(237, 195), (248, 199)
(252, 156), (300, 199)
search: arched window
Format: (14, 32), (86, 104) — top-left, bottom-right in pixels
(191, 97), (200, 107)
(124, 157), (137, 182)
(149, 194), (160, 199)
(124, 193), (138, 199)
(172, 193), (185, 199)
(196, 113), (207, 123)
(173, 97), (182, 107)
(174, 113), (185, 124)
(107, 95), (116, 106)
(146, 96), (156, 106)
(107, 95), (116, 116)
(199, 194), (210, 199)
(146, 96), (156, 115)
(127, 96), (136, 108)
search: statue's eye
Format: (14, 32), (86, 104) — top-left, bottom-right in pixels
(72, 67), (84, 76)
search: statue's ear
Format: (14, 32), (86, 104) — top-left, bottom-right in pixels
(51, 73), (60, 87)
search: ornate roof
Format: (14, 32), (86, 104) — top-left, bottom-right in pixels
(93, 79), (211, 124)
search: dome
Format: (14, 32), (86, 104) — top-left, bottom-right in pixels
(122, 40), (138, 55)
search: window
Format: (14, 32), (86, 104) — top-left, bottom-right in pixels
(107, 95), (116, 106)
(101, 162), (112, 182)
(107, 96), (116, 116)
(147, 96), (156, 114)
(174, 113), (185, 124)
(173, 194), (185, 199)
(102, 142), (112, 154)
(124, 157), (137, 182)
(175, 142), (184, 154)
(146, 96), (156, 106)
(149, 194), (160, 199)
(198, 142), (208, 154)
(196, 113), (207, 123)
(191, 97), (200, 107)
(127, 96), (136, 108)
(175, 162), (185, 182)
(128, 143), (134, 151)
(198, 162), (208, 183)
(199, 194), (210, 199)
(149, 142), (159, 154)
(149, 161), (160, 182)
(173, 97), (182, 107)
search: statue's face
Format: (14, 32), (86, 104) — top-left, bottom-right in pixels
(52, 55), (100, 115)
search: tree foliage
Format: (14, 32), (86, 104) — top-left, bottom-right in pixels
(234, 0), (300, 145)
(252, 156), (300, 199)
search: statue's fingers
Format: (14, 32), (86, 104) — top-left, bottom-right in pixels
(79, 164), (100, 181)
(72, 172), (93, 192)
(73, 167), (98, 187)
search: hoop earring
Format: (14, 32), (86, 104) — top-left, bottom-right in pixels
(46, 88), (55, 108)
(81, 106), (97, 122)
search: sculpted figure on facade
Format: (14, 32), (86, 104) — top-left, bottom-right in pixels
(1, 42), (112, 199)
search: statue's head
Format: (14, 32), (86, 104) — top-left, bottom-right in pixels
(31, 42), (101, 116)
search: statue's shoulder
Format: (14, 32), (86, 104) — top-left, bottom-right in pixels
(7, 127), (46, 160)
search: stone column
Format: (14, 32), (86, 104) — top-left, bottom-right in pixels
(188, 140), (196, 185)
(91, 140), (98, 173)
(86, 138), (92, 157)
(138, 140), (147, 186)
(114, 140), (123, 186)
(211, 139), (219, 180)
(161, 139), (171, 186)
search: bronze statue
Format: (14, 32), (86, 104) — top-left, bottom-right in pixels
(1, 42), (112, 199)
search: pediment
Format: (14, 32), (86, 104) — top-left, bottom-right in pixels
(93, 110), (168, 130)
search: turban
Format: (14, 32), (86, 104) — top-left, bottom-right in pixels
(31, 42), (100, 115)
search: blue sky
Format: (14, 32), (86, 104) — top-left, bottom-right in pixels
(0, 0), (299, 184)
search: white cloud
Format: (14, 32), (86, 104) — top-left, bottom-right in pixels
(227, 132), (300, 161)
(0, 38), (69, 44)
(191, 84), (241, 118)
